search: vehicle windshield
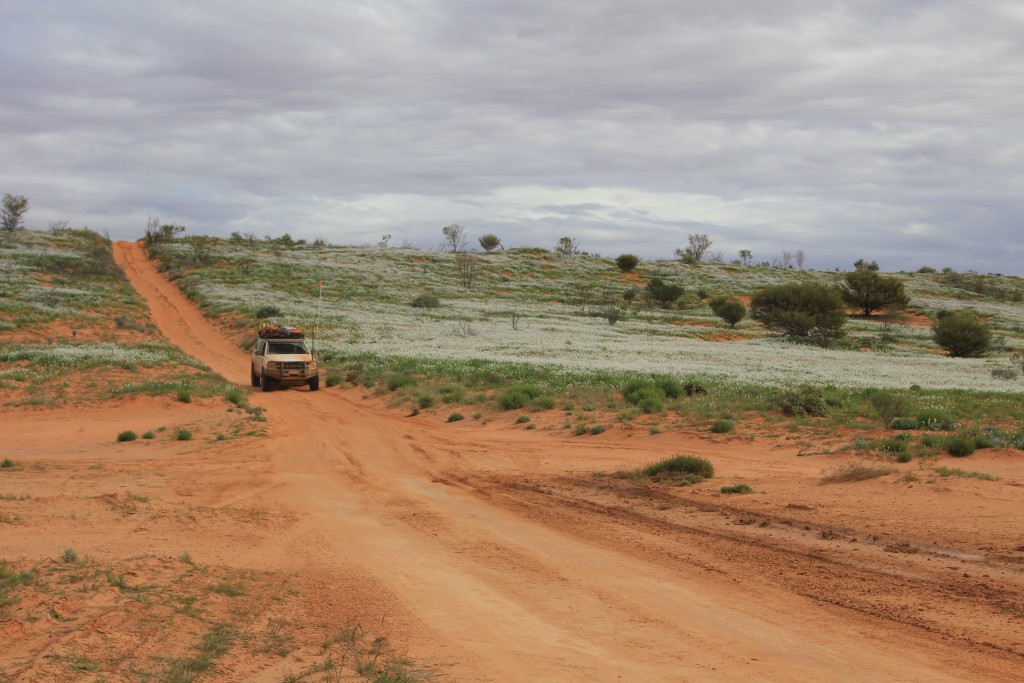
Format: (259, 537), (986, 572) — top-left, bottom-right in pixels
(267, 342), (308, 355)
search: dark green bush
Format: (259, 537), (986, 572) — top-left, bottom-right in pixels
(646, 277), (685, 308)
(879, 437), (909, 453)
(841, 269), (909, 315)
(255, 305), (280, 319)
(708, 296), (747, 327)
(1, 458), (14, 468)
(175, 429), (192, 441)
(325, 370), (343, 387)
(615, 254), (640, 272)
(515, 415), (530, 424)
(117, 430), (137, 443)
(410, 293), (440, 309)
(933, 311), (992, 357)
(417, 393), (436, 409)
(590, 425), (606, 435)
(720, 484), (753, 494)
(945, 436), (976, 457)
(867, 390), (912, 429)
(641, 454), (714, 481)
(750, 283), (846, 341)
(498, 388), (530, 410)
(447, 412), (464, 423)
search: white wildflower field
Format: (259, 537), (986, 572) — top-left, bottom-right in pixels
(154, 238), (1024, 394)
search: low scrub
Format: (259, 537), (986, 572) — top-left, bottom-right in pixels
(775, 385), (838, 417)
(945, 435), (976, 457)
(720, 483), (754, 494)
(710, 419), (735, 433)
(116, 430), (137, 443)
(620, 454), (715, 486)
(933, 466), (998, 481)
(820, 461), (895, 484)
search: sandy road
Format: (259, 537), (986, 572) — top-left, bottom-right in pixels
(112, 241), (1023, 681)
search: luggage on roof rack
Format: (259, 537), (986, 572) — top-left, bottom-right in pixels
(258, 323), (304, 340)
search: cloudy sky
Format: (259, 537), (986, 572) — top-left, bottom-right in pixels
(3, 1), (1022, 273)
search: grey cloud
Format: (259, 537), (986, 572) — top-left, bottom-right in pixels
(1, 1), (1023, 273)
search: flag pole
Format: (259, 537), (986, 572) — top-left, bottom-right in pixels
(314, 280), (324, 359)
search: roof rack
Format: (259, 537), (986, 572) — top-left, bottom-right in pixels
(258, 323), (305, 340)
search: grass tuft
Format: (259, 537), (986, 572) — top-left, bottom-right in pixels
(820, 461), (895, 484)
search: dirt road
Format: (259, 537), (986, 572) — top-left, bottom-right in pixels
(10, 241), (1021, 681)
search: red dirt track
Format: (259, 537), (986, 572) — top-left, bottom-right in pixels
(2, 241), (1023, 681)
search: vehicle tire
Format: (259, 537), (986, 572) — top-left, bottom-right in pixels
(261, 376), (272, 392)
(251, 365), (260, 387)
(309, 375), (320, 392)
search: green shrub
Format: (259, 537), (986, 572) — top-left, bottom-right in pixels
(447, 412), (464, 423)
(867, 390), (912, 429)
(325, 370), (343, 387)
(175, 429), (192, 441)
(974, 433), (994, 450)
(654, 376), (684, 399)
(590, 425), (606, 435)
(895, 451), (913, 463)
(708, 297), (747, 327)
(498, 385), (545, 410)
(61, 548), (78, 563)
(516, 415), (530, 424)
(615, 254), (640, 272)
(920, 434), (943, 448)
(410, 293), (440, 309)
(750, 283), (846, 341)
(0, 459), (14, 468)
(531, 395), (557, 410)
(116, 430), (137, 442)
(646, 277), (685, 308)
(841, 269), (909, 316)
(879, 437), (909, 453)
(386, 373), (416, 391)
(255, 305), (280, 319)
(574, 424), (588, 436)
(720, 484), (753, 494)
(933, 311), (992, 358)
(945, 436), (975, 457)
(916, 409), (956, 431)
(641, 454), (714, 480)
(417, 393), (436, 409)
(438, 384), (466, 403)
(890, 417), (919, 430)
(142, 431), (155, 440)
(224, 386), (247, 407)
(775, 385), (832, 417)
(710, 419), (735, 433)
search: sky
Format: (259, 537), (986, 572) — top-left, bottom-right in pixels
(2, 0), (1023, 274)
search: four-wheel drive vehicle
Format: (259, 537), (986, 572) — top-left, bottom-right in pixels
(251, 325), (319, 392)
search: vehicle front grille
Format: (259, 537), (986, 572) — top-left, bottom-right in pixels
(280, 362), (306, 371)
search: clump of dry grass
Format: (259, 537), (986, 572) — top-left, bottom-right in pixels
(819, 460), (895, 484)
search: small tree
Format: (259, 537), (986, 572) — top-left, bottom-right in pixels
(868, 390), (912, 429)
(933, 311), (991, 358)
(442, 224), (467, 252)
(738, 249), (753, 266)
(854, 258), (880, 271)
(478, 234), (502, 252)
(555, 236), (580, 255)
(646, 277), (685, 309)
(455, 252), (479, 290)
(674, 233), (712, 264)
(841, 269), (910, 316)
(143, 216), (185, 244)
(750, 283), (846, 341)
(615, 254), (640, 272)
(708, 296), (746, 327)
(795, 250), (806, 270)
(2, 194), (29, 231)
